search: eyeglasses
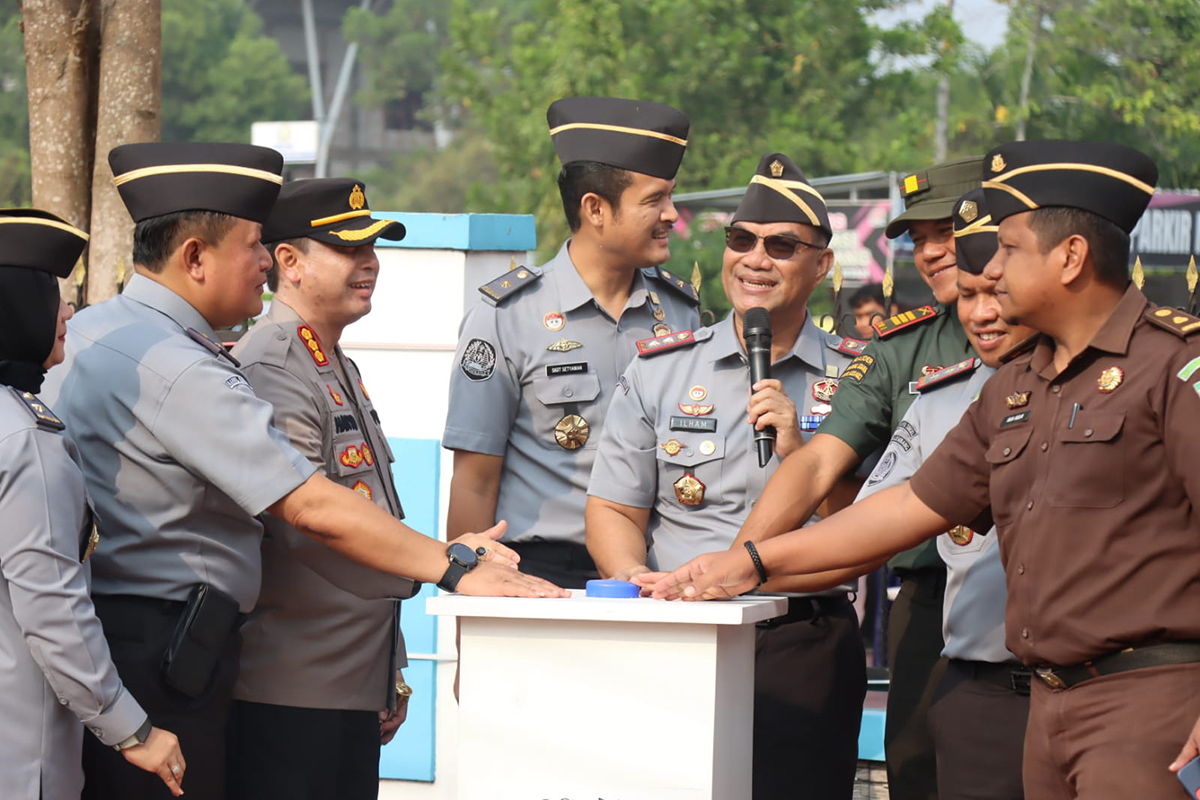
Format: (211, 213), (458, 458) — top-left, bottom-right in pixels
(724, 226), (824, 260)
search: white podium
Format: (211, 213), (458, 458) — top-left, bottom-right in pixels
(426, 593), (785, 800)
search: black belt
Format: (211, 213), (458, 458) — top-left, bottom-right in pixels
(951, 659), (1031, 696)
(756, 594), (850, 629)
(508, 540), (596, 570)
(1034, 641), (1200, 690)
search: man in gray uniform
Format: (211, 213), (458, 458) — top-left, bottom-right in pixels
(587, 154), (868, 799)
(0, 209), (185, 799)
(41, 142), (564, 800)
(227, 178), (417, 800)
(857, 190), (1036, 800)
(444, 96), (700, 587)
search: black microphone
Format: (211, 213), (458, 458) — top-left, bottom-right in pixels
(743, 306), (774, 468)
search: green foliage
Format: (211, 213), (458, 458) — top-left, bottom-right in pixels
(161, 0), (309, 142)
(0, 5), (31, 206)
(343, 0), (449, 108)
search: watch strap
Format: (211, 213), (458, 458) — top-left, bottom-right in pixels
(113, 717), (153, 751)
(437, 560), (469, 592)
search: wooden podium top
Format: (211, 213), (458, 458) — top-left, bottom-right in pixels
(426, 592), (786, 626)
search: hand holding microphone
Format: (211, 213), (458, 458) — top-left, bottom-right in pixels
(743, 307), (775, 468)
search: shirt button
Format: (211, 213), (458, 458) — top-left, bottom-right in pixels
(59, 697), (68, 705)
(1052, 385), (1062, 394)
(1027, 501), (1034, 511)
(1017, 563), (1025, 575)
(563, 388), (573, 398)
(685, 450), (694, 457)
(1003, 446), (1012, 456)
(1021, 627), (1029, 639)
(1040, 442), (1048, 452)
(1084, 428), (1093, 437)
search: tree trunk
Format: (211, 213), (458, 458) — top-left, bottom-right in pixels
(87, 0), (160, 304)
(21, 0), (100, 304)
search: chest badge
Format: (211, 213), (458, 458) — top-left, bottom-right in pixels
(678, 402), (714, 417)
(1005, 391), (1030, 409)
(543, 312), (565, 332)
(554, 413), (590, 450)
(1097, 366), (1124, 393)
(340, 445), (364, 468)
(547, 338), (583, 352)
(361, 443), (375, 466)
(812, 378), (838, 403)
(352, 480), (373, 500)
(673, 473), (706, 506)
(358, 379), (370, 400)
(698, 440), (716, 456)
(688, 385), (707, 402)
(327, 384), (344, 406)
(653, 306), (666, 322)
(660, 439), (684, 456)
(948, 525), (974, 546)
(653, 322), (672, 337)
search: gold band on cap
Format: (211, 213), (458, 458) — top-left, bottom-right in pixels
(954, 214), (998, 237)
(328, 219), (394, 242)
(748, 175), (823, 227)
(982, 180), (1039, 211)
(0, 216), (90, 241)
(548, 122), (688, 147)
(990, 162), (1154, 196)
(311, 209), (371, 227)
(112, 163), (284, 187)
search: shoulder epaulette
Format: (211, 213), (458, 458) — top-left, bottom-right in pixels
(478, 265), (541, 305)
(296, 325), (332, 368)
(646, 266), (700, 305)
(1144, 306), (1200, 338)
(830, 336), (869, 356)
(186, 327), (241, 367)
(915, 357), (981, 392)
(636, 329), (698, 358)
(873, 305), (938, 338)
(999, 333), (1039, 364)
(9, 386), (65, 431)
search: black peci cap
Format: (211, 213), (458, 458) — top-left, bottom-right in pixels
(952, 189), (998, 276)
(731, 153), (831, 238)
(0, 208), (89, 278)
(547, 96), (690, 180)
(261, 178), (405, 247)
(886, 155), (983, 239)
(981, 140), (1158, 233)
(109, 142), (284, 224)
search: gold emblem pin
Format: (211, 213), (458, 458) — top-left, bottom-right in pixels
(660, 439), (683, 456)
(678, 402), (714, 417)
(649, 290), (661, 306)
(769, 159), (785, 178)
(554, 414), (589, 450)
(653, 306), (666, 321)
(81, 525), (100, 562)
(948, 525), (974, 546)
(500, 280), (512, 289)
(517, 270), (529, 279)
(653, 323), (672, 337)
(959, 200), (978, 223)
(1097, 366), (1124, 393)
(349, 184), (366, 210)
(688, 385), (707, 402)
(991, 154), (1007, 173)
(673, 473), (706, 506)
(543, 312), (565, 332)
(546, 338), (583, 352)
(1005, 391), (1030, 409)
(699, 440), (716, 456)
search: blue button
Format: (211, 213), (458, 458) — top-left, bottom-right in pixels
(585, 579), (640, 598)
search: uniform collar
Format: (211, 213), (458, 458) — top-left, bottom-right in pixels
(262, 297), (302, 324)
(709, 310), (826, 370)
(122, 272), (217, 341)
(1029, 283), (1145, 374)
(549, 240), (651, 314)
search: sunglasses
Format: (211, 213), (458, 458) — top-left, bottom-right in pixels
(724, 226), (824, 260)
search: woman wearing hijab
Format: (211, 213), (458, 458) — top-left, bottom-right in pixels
(0, 208), (186, 799)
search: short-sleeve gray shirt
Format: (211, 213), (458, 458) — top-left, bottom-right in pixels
(443, 241), (700, 546)
(40, 274), (316, 612)
(588, 313), (855, 573)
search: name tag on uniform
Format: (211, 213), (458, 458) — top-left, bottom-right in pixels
(1000, 411), (1031, 427)
(669, 416), (717, 433)
(546, 362), (588, 376)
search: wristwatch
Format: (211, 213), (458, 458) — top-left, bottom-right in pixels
(437, 542), (480, 592)
(113, 717), (153, 751)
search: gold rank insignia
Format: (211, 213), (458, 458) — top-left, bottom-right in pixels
(517, 270), (529, 279)
(543, 312), (565, 331)
(653, 306), (666, 321)
(678, 402), (714, 417)
(674, 473), (705, 506)
(873, 305), (936, 338)
(959, 200), (978, 223)
(81, 524), (99, 563)
(769, 159), (785, 178)
(991, 154), (1007, 173)
(1005, 391), (1030, 409)
(327, 384), (344, 406)
(501, 280), (512, 289)
(660, 439), (684, 456)
(653, 322), (672, 337)
(546, 338), (583, 352)
(298, 325), (330, 366)
(358, 379), (370, 400)
(340, 444), (364, 468)
(1097, 365), (1124, 393)
(554, 413), (589, 450)
(948, 525), (974, 546)
(352, 480), (372, 500)
(362, 443), (375, 466)
(635, 329), (696, 358)
(349, 184), (366, 210)
(14, 389), (65, 431)
(688, 385), (707, 402)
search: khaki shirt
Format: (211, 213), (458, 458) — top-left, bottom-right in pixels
(40, 274), (316, 612)
(911, 286), (1200, 666)
(443, 241), (700, 546)
(0, 388), (145, 800)
(232, 300), (417, 711)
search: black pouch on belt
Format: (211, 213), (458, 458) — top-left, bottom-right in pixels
(161, 584), (240, 698)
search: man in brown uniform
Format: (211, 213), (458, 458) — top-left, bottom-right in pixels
(649, 139), (1200, 799)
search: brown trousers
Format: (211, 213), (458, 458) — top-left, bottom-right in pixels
(1023, 661), (1200, 799)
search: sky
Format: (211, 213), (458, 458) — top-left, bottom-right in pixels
(873, 0), (1012, 50)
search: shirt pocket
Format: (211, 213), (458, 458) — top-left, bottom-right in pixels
(984, 427), (1033, 527)
(331, 436), (375, 480)
(1046, 411), (1125, 509)
(530, 371), (602, 450)
(655, 436), (726, 509)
